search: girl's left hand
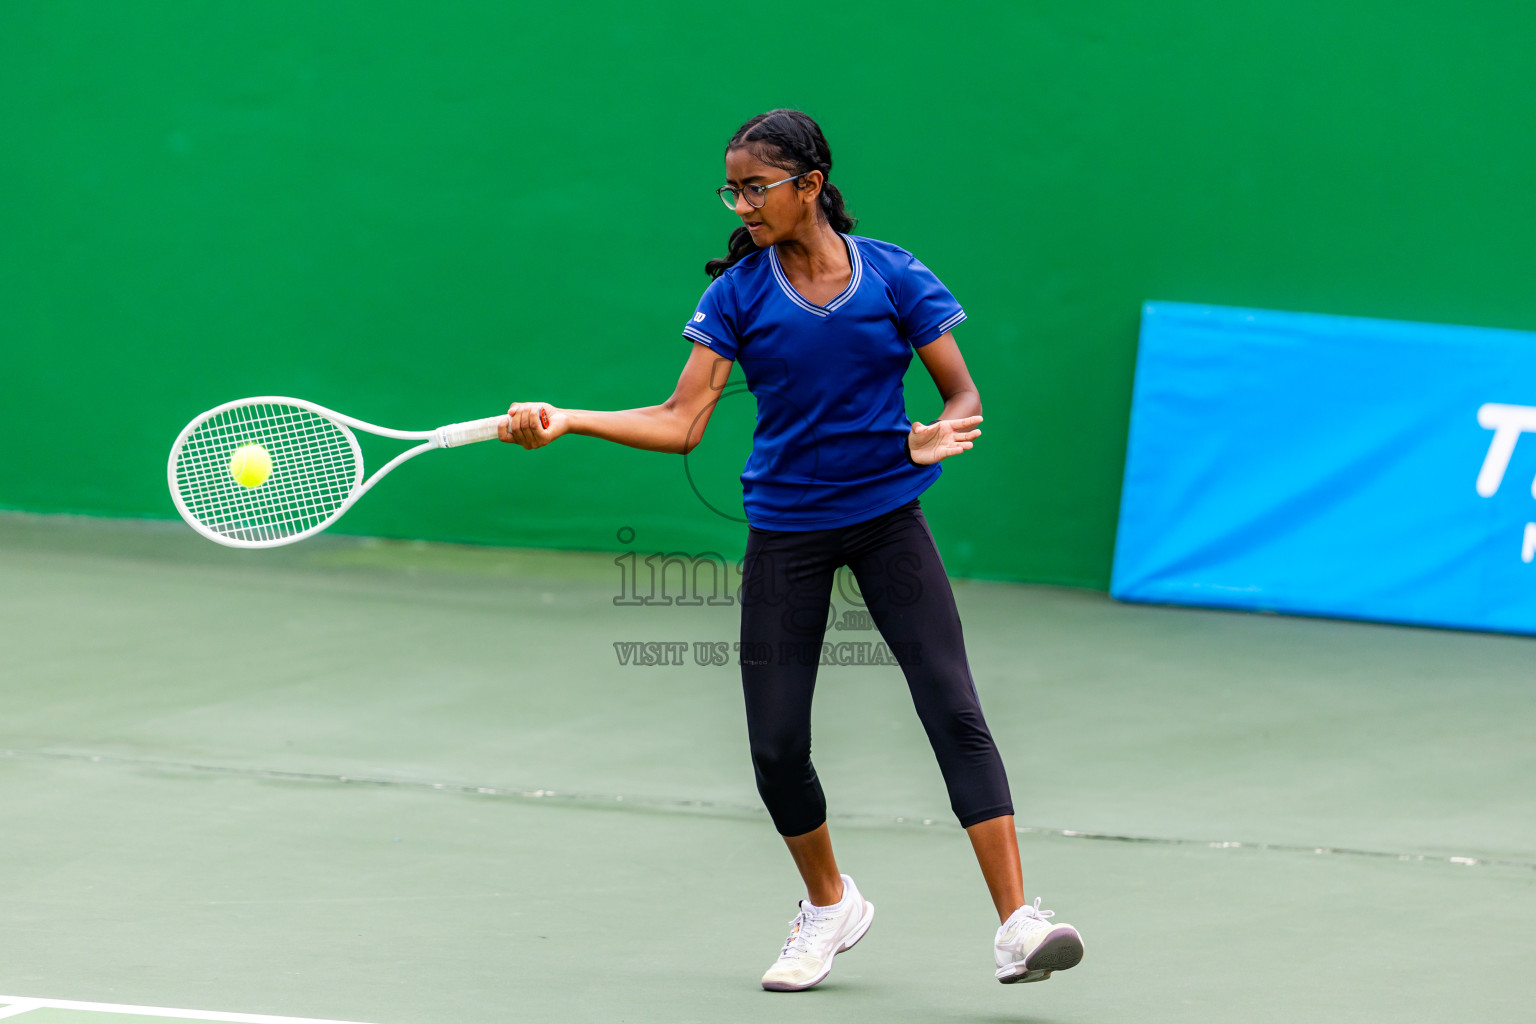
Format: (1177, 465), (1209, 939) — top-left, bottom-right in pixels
(907, 416), (983, 465)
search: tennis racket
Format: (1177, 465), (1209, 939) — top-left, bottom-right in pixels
(167, 396), (546, 549)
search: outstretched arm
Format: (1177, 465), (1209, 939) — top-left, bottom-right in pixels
(907, 331), (983, 465)
(499, 342), (733, 454)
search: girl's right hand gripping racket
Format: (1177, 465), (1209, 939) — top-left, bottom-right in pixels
(167, 396), (546, 549)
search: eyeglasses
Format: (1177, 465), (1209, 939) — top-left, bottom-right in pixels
(716, 172), (810, 210)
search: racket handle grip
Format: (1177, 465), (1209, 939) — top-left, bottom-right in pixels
(435, 415), (510, 448)
(435, 408), (551, 447)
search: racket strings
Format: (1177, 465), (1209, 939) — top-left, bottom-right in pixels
(174, 403), (361, 543)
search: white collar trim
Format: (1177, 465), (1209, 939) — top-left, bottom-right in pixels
(768, 233), (862, 317)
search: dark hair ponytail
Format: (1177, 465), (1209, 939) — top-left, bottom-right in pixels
(705, 109), (857, 278)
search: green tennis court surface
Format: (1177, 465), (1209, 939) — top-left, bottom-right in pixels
(2, 513), (1532, 1023)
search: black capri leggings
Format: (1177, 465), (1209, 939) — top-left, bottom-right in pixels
(739, 498), (1014, 837)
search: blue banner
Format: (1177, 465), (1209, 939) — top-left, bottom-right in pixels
(1112, 302), (1536, 635)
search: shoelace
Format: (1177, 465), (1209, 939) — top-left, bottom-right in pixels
(1002, 897), (1054, 937)
(1020, 897), (1054, 922)
(780, 903), (835, 958)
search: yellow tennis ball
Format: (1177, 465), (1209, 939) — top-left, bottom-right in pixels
(229, 443), (273, 488)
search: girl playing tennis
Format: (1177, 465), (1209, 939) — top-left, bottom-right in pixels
(499, 109), (1084, 991)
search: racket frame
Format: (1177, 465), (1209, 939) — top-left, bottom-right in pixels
(167, 395), (508, 549)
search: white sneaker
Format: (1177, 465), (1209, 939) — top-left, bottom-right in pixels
(760, 874), (875, 992)
(994, 897), (1084, 984)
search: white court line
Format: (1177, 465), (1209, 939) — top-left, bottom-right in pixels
(0, 997), (378, 1024)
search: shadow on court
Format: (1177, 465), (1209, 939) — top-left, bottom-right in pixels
(0, 513), (1531, 1023)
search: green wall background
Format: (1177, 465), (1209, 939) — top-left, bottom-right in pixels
(3, 1), (1534, 586)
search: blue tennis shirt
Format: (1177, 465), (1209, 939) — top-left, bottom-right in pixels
(682, 233), (967, 531)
